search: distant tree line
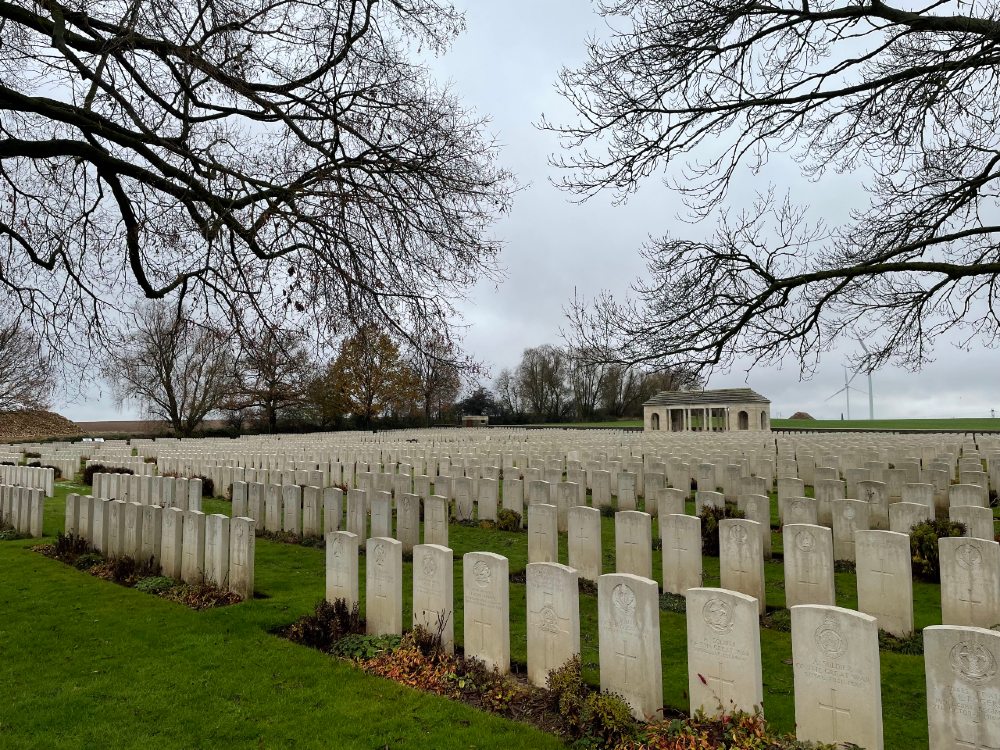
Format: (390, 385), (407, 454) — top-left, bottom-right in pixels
(458, 345), (702, 425)
(0, 303), (702, 435)
(102, 304), (463, 436)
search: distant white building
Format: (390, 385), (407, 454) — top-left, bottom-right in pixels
(642, 388), (771, 432)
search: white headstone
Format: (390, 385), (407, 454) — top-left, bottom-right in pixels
(783, 523), (835, 608)
(526, 562), (580, 687)
(412, 543), (454, 652)
(366, 537), (403, 635)
(685, 587), (763, 717)
(598, 573), (663, 720)
(325, 530), (359, 607)
(791, 605), (884, 750)
(463, 551), (510, 673)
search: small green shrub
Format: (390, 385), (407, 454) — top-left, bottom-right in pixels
(911, 519), (966, 583)
(761, 609), (792, 632)
(74, 552), (103, 570)
(659, 591), (687, 614)
(135, 576), (176, 594)
(598, 504), (616, 518)
(699, 504), (746, 556)
(331, 633), (402, 660)
(23, 451), (41, 459)
(496, 508), (521, 532)
(880, 629), (924, 655)
(545, 657), (638, 745)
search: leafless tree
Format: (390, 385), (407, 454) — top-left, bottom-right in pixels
(0, 0), (515, 360)
(516, 345), (570, 421)
(232, 328), (316, 432)
(494, 367), (524, 418)
(407, 329), (462, 426)
(0, 322), (54, 412)
(566, 347), (609, 420)
(104, 302), (233, 435)
(548, 0), (1000, 375)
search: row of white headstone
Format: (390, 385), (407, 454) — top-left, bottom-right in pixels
(85, 457), (155, 476)
(92, 472), (203, 510)
(64, 494), (255, 598)
(0, 464), (54, 496)
(326, 536), (1000, 750)
(0, 484), (45, 536)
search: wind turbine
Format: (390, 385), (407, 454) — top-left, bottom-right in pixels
(857, 340), (876, 420)
(825, 366), (868, 420)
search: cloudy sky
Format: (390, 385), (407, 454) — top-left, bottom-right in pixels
(54, 0), (999, 422)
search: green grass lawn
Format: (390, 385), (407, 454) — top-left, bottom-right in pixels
(1, 479), (951, 749)
(773, 417), (1000, 431)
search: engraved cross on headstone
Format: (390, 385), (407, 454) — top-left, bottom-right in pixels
(703, 660), (737, 706)
(872, 555), (894, 595)
(818, 688), (852, 737)
(472, 616), (493, 648)
(615, 638), (639, 688)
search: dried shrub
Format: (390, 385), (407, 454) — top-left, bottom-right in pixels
(52, 532), (91, 560)
(911, 519), (966, 583)
(160, 583), (243, 609)
(496, 508), (521, 532)
(196, 475), (214, 498)
(358, 632), (456, 695)
(699, 505), (746, 556)
(284, 599), (366, 652)
(82, 464), (133, 486)
(628, 709), (838, 750)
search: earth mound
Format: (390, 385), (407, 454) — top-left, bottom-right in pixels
(0, 410), (82, 442)
(788, 411), (815, 420)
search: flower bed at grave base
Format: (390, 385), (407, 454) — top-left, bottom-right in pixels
(279, 600), (836, 750)
(32, 533), (243, 610)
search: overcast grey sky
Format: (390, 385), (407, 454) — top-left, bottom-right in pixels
(54, 0), (999, 422)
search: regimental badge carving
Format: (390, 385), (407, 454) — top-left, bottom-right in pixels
(612, 583), (637, 615)
(538, 605), (559, 634)
(729, 524), (749, 546)
(796, 530), (816, 552)
(745, 501), (757, 515)
(374, 542), (386, 567)
(957, 543), (983, 570)
(332, 538), (343, 558)
(844, 505), (856, 521)
(950, 641), (998, 684)
(814, 615), (848, 659)
(702, 597), (735, 634)
(422, 553), (437, 578)
(473, 559), (492, 588)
